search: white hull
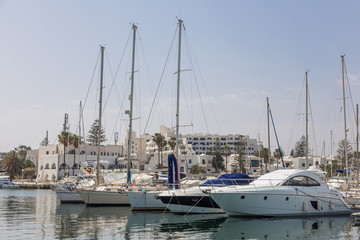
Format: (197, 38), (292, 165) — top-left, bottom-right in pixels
(77, 189), (130, 206)
(211, 187), (351, 217)
(158, 187), (224, 214)
(126, 191), (166, 211)
(56, 189), (83, 203)
(166, 203), (224, 214)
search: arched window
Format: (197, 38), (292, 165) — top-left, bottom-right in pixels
(45, 163), (50, 169)
(51, 163), (56, 169)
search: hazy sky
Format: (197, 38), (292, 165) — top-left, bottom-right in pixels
(0, 1), (359, 156)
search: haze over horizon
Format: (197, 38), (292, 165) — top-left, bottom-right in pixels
(1, 1), (359, 157)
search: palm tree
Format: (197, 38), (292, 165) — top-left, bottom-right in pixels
(222, 145), (231, 172)
(168, 137), (176, 152)
(58, 130), (70, 177)
(70, 134), (81, 176)
(153, 133), (166, 166)
(1, 150), (22, 179)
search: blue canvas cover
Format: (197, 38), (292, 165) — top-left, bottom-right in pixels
(200, 173), (253, 187)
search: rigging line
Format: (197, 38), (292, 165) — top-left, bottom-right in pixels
(344, 60), (357, 126)
(142, 24), (178, 136)
(76, 48), (101, 136)
(287, 75), (306, 154)
(256, 99), (267, 136)
(137, 30), (165, 127)
(109, 75), (131, 145)
(183, 29), (220, 134)
(308, 89), (318, 155)
(183, 31), (209, 133)
(103, 30), (132, 116)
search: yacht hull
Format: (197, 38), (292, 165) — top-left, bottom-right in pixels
(77, 189), (130, 206)
(56, 189), (83, 203)
(126, 191), (166, 211)
(211, 189), (351, 217)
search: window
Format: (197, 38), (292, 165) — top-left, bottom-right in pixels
(202, 159), (206, 164)
(189, 159), (192, 164)
(282, 176), (320, 187)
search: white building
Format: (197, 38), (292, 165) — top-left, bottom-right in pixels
(35, 143), (124, 182)
(182, 133), (260, 156)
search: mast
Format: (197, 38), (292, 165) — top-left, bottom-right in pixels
(127, 24), (137, 184)
(305, 71), (309, 169)
(175, 19), (183, 158)
(96, 46), (105, 186)
(267, 97), (270, 172)
(331, 130), (333, 178)
(357, 104), (359, 185)
(341, 55), (349, 181)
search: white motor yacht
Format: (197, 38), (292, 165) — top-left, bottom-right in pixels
(210, 169), (351, 217)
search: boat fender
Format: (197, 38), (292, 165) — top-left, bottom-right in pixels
(303, 201), (308, 212)
(317, 200), (322, 211)
(329, 200), (334, 210)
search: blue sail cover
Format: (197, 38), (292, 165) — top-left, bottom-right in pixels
(168, 153), (180, 189)
(200, 173), (253, 187)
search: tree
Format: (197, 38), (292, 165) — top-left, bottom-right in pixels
(273, 148), (285, 168)
(336, 139), (352, 169)
(70, 134), (81, 175)
(168, 137), (176, 152)
(40, 137), (49, 146)
(152, 133), (167, 166)
(232, 136), (246, 173)
(86, 119), (107, 145)
(58, 131), (70, 177)
(1, 150), (22, 179)
(189, 164), (206, 174)
(222, 145), (231, 172)
(211, 140), (225, 173)
(293, 135), (311, 157)
(23, 167), (36, 179)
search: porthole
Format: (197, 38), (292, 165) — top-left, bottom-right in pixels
(264, 196), (268, 200)
(241, 195), (245, 199)
(286, 197), (289, 201)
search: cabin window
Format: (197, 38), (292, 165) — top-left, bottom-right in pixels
(282, 176), (320, 187)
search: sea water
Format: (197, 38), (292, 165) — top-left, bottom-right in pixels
(0, 189), (359, 239)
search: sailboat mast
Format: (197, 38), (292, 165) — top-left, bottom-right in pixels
(127, 24), (137, 184)
(341, 55), (349, 180)
(305, 71), (309, 169)
(175, 19), (183, 158)
(96, 46), (105, 186)
(357, 104), (359, 185)
(267, 97), (270, 173)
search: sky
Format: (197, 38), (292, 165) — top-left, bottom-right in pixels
(0, 0), (360, 157)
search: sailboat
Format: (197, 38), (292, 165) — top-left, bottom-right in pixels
(126, 19), (185, 211)
(77, 30), (138, 205)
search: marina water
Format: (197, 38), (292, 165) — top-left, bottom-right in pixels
(1, 189), (360, 239)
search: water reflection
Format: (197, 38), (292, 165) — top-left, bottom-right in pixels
(214, 216), (355, 240)
(126, 212), (227, 239)
(1, 189), (360, 239)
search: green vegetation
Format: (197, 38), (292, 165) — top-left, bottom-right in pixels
(0, 145), (34, 179)
(152, 133), (167, 165)
(231, 136), (246, 173)
(86, 119), (107, 145)
(189, 164), (206, 174)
